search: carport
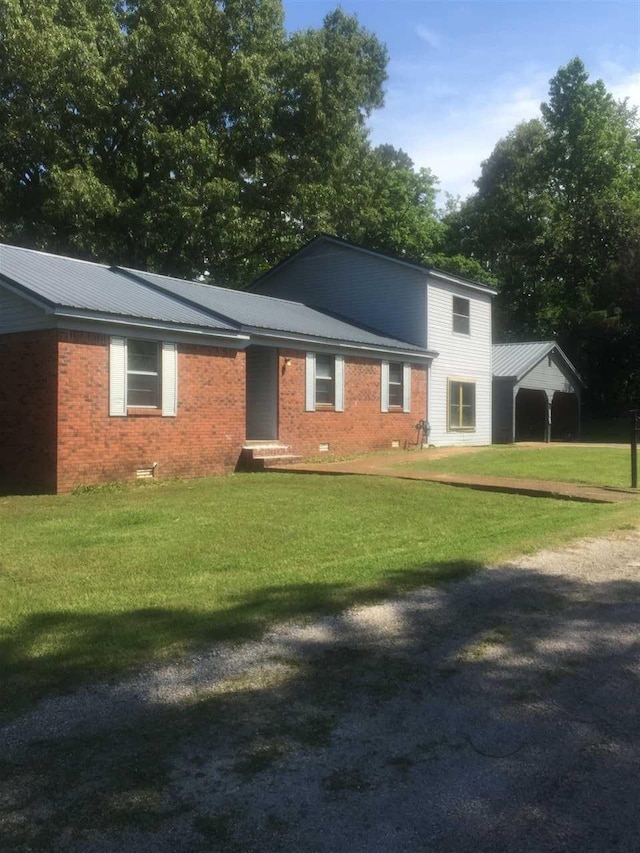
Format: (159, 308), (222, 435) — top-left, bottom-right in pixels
(492, 342), (585, 444)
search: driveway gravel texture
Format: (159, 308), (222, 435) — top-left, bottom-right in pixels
(1, 529), (639, 852)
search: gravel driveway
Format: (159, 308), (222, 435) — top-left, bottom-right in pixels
(1, 529), (639, 852)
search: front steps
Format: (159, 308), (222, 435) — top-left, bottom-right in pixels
(240, 441), (303, 471)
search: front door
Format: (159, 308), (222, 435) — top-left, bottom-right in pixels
(245, 346), (278, 440)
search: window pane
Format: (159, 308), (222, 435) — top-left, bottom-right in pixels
(449, 381), (475, 428)
(315, 378), (335, 404)
(452, 297), (470, 334)
(389, 363), (403, 384)
(315, 354), (334, 380)
(128, 339), (159, 373)
(128, 373), (159, 407)
(315, 354), (335, 404)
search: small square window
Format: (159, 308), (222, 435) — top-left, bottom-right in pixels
(452, 296), (470, 335)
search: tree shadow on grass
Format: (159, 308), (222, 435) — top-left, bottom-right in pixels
(0, 559), (479, 720)
(1, 559), (640, 852)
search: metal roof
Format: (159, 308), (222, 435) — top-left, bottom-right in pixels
(0, 243), (433, 356)
(251, 234), (498, 296)
(493, 341), (584, 385)
(0, 244), (238, 332)
(120, 268), (430, 353)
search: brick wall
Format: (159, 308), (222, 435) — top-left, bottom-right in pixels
(56, 331), (246, 492)
(0, 330), (58, 493)
(278, 350), (427, 456)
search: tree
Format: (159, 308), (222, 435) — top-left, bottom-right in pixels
(0, 1), (394, 282)
(445, 58), (640, 408)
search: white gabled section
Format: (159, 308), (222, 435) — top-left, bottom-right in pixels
(403, 363), (411, 412)
(109, 336), (127, 416)
(335, 355), (345, 412)
(305, 352), (316, 411)
(381, 361), (389, 412)
(162, 342), (178, 416)
(427, 278), (493, 446)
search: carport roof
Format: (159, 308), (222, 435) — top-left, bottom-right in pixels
(492, 341), (585, 387)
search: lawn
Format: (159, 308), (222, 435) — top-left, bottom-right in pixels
(397, 445), (633, 489)
(0, 472), (636, 718)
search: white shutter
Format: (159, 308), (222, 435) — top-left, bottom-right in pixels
(109, 336), (127, 416)
(305, 352), (316, 411)
(335, 355), (345, 411)
(381, 361), (389, 412)
(403, 363), (412, 413)
(162, 342), (178, 417)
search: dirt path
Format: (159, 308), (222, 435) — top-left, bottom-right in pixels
(284, 447), (638, 504)
(1, 530), (639, 852)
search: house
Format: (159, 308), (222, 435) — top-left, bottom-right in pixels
(251, 235), (497, 446)
(0, 243), (435, 493)
(492, 342), (584, 444)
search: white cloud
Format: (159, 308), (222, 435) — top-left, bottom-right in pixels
(415, 26), (442, 50)
(369, 61), (639, 202)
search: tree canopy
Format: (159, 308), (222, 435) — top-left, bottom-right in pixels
(446, 58), (640, 409)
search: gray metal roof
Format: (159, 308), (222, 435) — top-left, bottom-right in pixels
(121, 268), (430, 353)
(0, 244), (239, 332)
(493, 341), (583, 385)
(252, 234), (498, 296)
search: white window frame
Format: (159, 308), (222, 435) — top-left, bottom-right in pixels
(305, 353), (344, 412)
(452, 296), (470, 335)
(127, 339), (161, 408)
(110, 337), (178, 417)
(448, 379), (476, 431)
(381, 362), (411, 413)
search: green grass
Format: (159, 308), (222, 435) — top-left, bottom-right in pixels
(397, 445), (634, 489)
(0, 472), (636, 717)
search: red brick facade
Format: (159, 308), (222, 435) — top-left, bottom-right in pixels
(56, 331), (246, 492)
(0, 330), (58, 493)
(0, 332), (427, 493)
(277, 350), (427, 456)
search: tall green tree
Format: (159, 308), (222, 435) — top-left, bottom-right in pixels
(0, 1), (397, 282)
(446, 58), (640, 408)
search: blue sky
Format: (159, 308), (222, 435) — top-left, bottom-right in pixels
(283, 1), (640, 202)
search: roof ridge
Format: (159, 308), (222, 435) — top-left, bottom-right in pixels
(0, 242), (110, 268)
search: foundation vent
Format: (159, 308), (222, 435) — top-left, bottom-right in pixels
(391, 440), (400, 448)
(136, 467), (155, 480)
(319, 443), (330, 453)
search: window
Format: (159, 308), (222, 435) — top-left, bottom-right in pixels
(127, 339), (160, 407)
(381, 362), (411, 413)
(305, 353), (344, 411)
(452, 296), (470, 335)
(388, 362), (404, 407)
(449, 380), (476, 429)
(315, 353), (335, 405)
(110, 337), (177, 417)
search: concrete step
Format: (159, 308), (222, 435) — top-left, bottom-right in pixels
(240, 444), (302, 471)
(252, 454), (304, 470)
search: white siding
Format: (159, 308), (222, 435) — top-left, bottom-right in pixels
(255, 242), (428, 348)
(0, 285), (49, 333)
(427, 278), (492, 446)
(518, 354), (577, 394)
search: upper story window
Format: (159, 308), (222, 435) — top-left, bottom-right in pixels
(452, 296), (470, 335)
(388, 362), (404, 407)
(315, 354), (336, 405)
(127, 339), (160, 407)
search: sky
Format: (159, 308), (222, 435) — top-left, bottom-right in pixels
(283, 0), (640, 203)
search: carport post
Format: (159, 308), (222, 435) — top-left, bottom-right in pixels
(544, 391), (553, 443)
